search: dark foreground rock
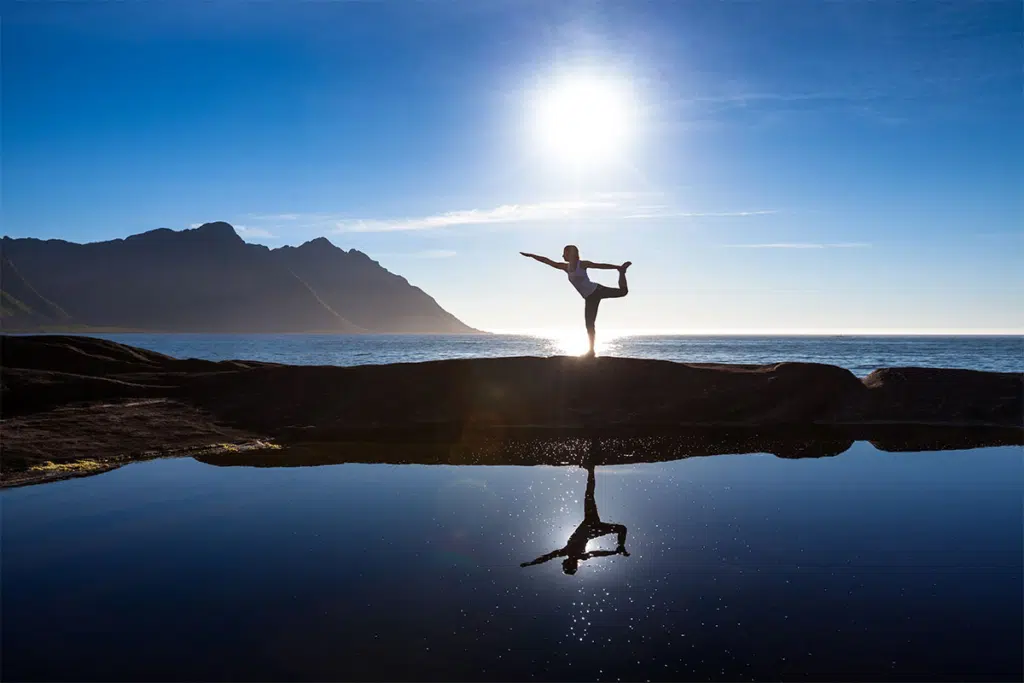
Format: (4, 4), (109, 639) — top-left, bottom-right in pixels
(858, 366), (1023, 426)
(2, 335), (1021, 486)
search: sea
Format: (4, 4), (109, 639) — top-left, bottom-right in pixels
(83, 333), (1024, 376)
(3, 333), (1022, 681)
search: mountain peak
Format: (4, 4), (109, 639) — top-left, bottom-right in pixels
(190, 222), (243, 242)
(298, 236), (339, 250)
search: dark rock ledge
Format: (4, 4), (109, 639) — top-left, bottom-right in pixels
(2, 335), (1021, 486)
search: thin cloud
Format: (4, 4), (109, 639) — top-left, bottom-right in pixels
(413, 249), (457, 259)
(671, 90), (886, 125)
(235, 225), (277, 239)
(678, 91), (857, 107)
(332, 201), (615, 233)
(249, 213), (301, 221)
(591, 190), (664, 201)
(625, 210), (778, 219)
(378, 249), (457, 259)
(240, 197), (779, 234)
(672, 61), (1018, 127)
(723, 242), (871, 249)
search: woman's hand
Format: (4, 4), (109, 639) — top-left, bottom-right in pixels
(522, 253), (565, 270)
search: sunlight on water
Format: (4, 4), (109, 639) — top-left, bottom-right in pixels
(537, 330), (623, 356)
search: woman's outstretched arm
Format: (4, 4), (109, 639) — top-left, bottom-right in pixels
(520, 547), (569, 567)
(521, 252), (567, 270)
(581, 260), (624, 270)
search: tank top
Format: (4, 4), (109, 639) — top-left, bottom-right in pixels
(566, 261), (598, 298)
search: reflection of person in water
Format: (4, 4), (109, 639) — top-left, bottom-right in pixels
(520, 460), (629, 575)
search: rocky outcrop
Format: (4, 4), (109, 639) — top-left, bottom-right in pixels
(2, 335), (1021, 485)
(176, 357), (875, 442)
(3, 335), (1021, 431)
(857, 367), (1023, 427)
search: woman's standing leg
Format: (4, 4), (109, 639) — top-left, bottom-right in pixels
(584, 294), (601, 355)
(581, 264), (631, 356)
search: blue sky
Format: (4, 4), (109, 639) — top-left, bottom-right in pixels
(5, 0), (1021, 333)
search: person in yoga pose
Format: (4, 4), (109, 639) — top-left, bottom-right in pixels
(520, 245), (631, 356)
(520, 453), (629, 575)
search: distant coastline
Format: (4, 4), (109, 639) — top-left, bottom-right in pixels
(5, 326), (1017, 337)
(2, 326), (490, 335)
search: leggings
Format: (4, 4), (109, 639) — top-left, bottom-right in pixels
(584, 280), (628, 334)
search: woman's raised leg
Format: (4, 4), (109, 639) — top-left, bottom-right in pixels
(599, 263), (631, 299)
(616, 261), (631, 295)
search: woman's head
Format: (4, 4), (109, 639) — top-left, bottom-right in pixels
(562, 244), (580, 261)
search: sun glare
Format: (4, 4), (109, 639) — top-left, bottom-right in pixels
(548, 330), (620, 356)
(531, 73), (636, 167)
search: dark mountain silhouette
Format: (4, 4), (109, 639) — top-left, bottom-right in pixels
(273, 237), (472, 334)
(0, 222), (478, 333)
(0, 256), (72, 328)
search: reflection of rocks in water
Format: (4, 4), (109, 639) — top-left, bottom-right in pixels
(193, 425), (1020, 470)
(863, 425), (1024, 453)
(609, 429), (856, 461)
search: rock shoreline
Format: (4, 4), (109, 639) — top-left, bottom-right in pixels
(2, 335), (1021, 486)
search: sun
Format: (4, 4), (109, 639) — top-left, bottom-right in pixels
(531, 73), (636, 167)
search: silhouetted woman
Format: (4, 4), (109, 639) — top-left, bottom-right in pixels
(521, 245), (631, 356)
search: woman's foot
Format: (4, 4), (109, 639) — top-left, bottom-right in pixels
(583, 349), (596, 358)
(619, 261), (632, 272)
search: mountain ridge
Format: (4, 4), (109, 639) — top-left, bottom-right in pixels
(1, 223), (480, 334)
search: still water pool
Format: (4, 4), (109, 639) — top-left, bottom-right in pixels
(3, 442), (1021, 681)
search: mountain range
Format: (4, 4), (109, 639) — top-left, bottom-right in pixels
(0, 222), (479, 333)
